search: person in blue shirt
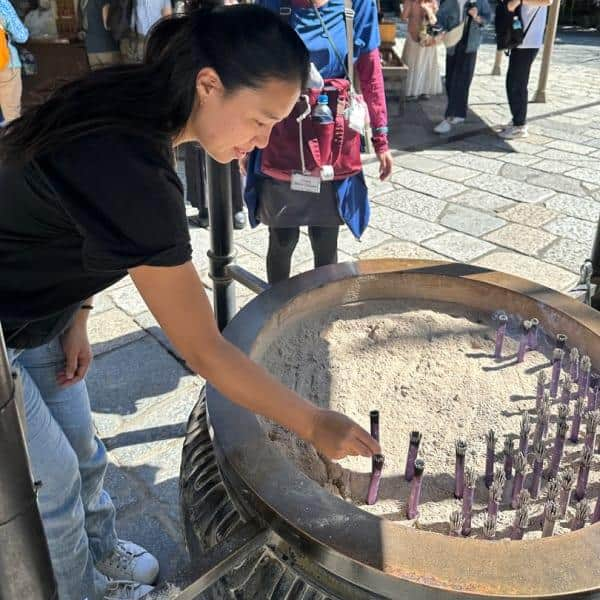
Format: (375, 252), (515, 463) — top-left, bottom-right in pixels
(0, 0), (29, 123)
(243, 0), (393, 284)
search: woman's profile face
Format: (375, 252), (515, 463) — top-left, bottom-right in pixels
(186, 70), (300, 164)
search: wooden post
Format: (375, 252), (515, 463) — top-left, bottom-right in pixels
(492, 50), (503, 75)
(533, 0), (561, 103)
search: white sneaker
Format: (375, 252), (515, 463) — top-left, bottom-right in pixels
(498, 125), (528, 139)
(96, 540), (159, 585)
(448, 117), (465, 125)
(104, 580), (154, 600)
(434, 119), (452, 134)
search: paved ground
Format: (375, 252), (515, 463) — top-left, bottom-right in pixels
(85, 26), (600, 598)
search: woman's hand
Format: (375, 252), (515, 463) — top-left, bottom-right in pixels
(58, 314), (93, 387)
(309, 408), (381, 459)
(377, 150), (393, 181)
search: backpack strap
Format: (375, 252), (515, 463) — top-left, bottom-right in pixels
(343, 0), (355, 89)
(280, 0), (291, 23)
(522, 6), (541, 38)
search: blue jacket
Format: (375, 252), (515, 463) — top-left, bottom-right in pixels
(437, 0), (491, 54)
(0, 0), (29, 68)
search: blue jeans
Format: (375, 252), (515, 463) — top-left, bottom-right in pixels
(9, 339), (117, 600)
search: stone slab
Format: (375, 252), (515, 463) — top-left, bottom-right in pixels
(532, 159), (576, 175)
(338, 226), (391, 257)
(466, 174), (555, 204)
(451, 189), (516, 212)
(109, 285), (148, 317)
(364, 176), (396, 198)
(540, 237), (589, 273)
(543, 215), (597, 246)
(94, 291), (115, 315)
(369, 205), (447, 242)
(87, 336), (198, 434)
(484, 223), (556, 256)
(88, 309), (147, 356)
(473, 251), (577, 292)
(499, 203), (557, 227)
(442, 153), (504, 175)
(373, 188), (447, 221)
(528, 172), (592, 196)
(433, 165), (480, 182)
(423, 231), (497, 262)
(563, 167), (600, 187)
(547, 140), (598, 156)
(494, 153), (543, 167)
(358, 240), (446, 261)
(544, 193), (600, 222)
(391, 168), (467, 199)
(440, 204), (506, 236)
(537, 149), (597, 166)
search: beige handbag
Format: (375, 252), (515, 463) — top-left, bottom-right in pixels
(443, 20), (465, 47)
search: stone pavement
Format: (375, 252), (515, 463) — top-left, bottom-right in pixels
(85, 27), (600, 598)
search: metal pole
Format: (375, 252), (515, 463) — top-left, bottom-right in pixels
(0, 327), (57, 600)
(491, 50), (503, 76)
(533, 0), (561, 103)
(205, 156), (236, 331)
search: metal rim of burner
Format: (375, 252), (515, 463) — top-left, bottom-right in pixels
(181, 259), (600, 599)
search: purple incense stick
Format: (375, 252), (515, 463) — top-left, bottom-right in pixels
(461, 466), (476, 536)
(530, 440), (545, 499)
(370, 410), (379, 472)
(546, 477), (561, 503)
(510, 505), (529, 541)
(549, 420), (568, 481)
(454, 438), (468, 499)
(516, 488), (531, 509)
(517, 320), (531, 363)
(482, 513), (497, 540)
(574, 446), (593, 501)
(367, 454), (385, 505)
(550, 349), (565, 398)
(511, 452), (527, 509)
(448, 509), (464, 537)
(487, 481), (503, 520)
(584, 410), (600, 452)
(569, 348), (580, 383)
(536, 371), (547, 411)
(570, 397), (585, 443)
(485, 429), (496, 488)
(494, 312), (508, 359)
(533, 402), (549, 447)
(570, 500), (590, 531)
(559, 467), (574, 518)
(560, 375), (573, 405)
(503, 437), (514, 481)
(528, 318), (539, 350)
(542, 500), (560, 538)
(519, 412), (531, 456)
(592, 491), (600, 525)
(588, 375), (600, 412)
(578, 355), (592, 401)
(404, 431), (422, 482)
(406, 458), (425, 519)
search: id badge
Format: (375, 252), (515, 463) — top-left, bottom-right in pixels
(291, 171), (321, 194)
(347, 99), (367, 135)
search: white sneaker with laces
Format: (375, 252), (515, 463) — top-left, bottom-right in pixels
(448, 117), (465, 125)
(498, 125), (528, 139)
(434, 119), (452, 134)
(103, 580), (154, 600)
(96, 540), (159, 585)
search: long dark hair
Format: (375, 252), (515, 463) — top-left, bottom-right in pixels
(0, 5), (309, 164)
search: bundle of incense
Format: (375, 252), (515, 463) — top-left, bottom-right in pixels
(511, 452), (527, 509)
(517, 320), (531, 363)
(461, 466), (477, 536)
(510, 505), (529, 540)
(503, 437), (514, 481)
(367, 454), (385, 505)
(549, 420), (568, 481)
(485, 429), (496, 489)
(487, 480), (503, 520)
(370, 410), (379, 472)
(570, 500), (590, 531)
(494, 312), (508, 359)
(569, 348), (580, 383)
(404, 431), (422, 482)
(559, 467), (574, 518)
(578, 355), (592, 400)
(530, 440), (545, 499)
(406, 459), (425, 519)
(584, 410), (600, 452)
(550, 349), (565, 398)
(528, 318), (539, 350)
(536, 371), (547, 410)
(542, 500), (560, 538)
(454, 438), (468, 499)
(570, 397), (585, 443)
(482, 513), (497, 540)
(519, 412), (530, 455)
(449, 509), (464, 537)
(574, 446), (593, 502)
(560, 375), (573, 405)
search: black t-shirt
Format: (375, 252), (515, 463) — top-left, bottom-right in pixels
(0, 131), (192, 348)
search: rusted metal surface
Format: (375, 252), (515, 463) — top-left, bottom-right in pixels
(206, 260), (600, 598)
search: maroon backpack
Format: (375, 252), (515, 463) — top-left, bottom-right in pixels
(260, 0), (363, 182)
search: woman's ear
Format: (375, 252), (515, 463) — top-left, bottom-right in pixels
(195, 67), (223, 104)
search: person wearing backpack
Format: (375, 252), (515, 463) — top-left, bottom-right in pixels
(433, 0), (491, 134)
(242, 0), (393, 285)
(0, 0), (28, 124)
(497, 0), (551, 139)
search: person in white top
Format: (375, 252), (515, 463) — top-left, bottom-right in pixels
(498, 0), (552, 139)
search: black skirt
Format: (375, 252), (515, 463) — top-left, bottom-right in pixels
(256, 178), (343, 228)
